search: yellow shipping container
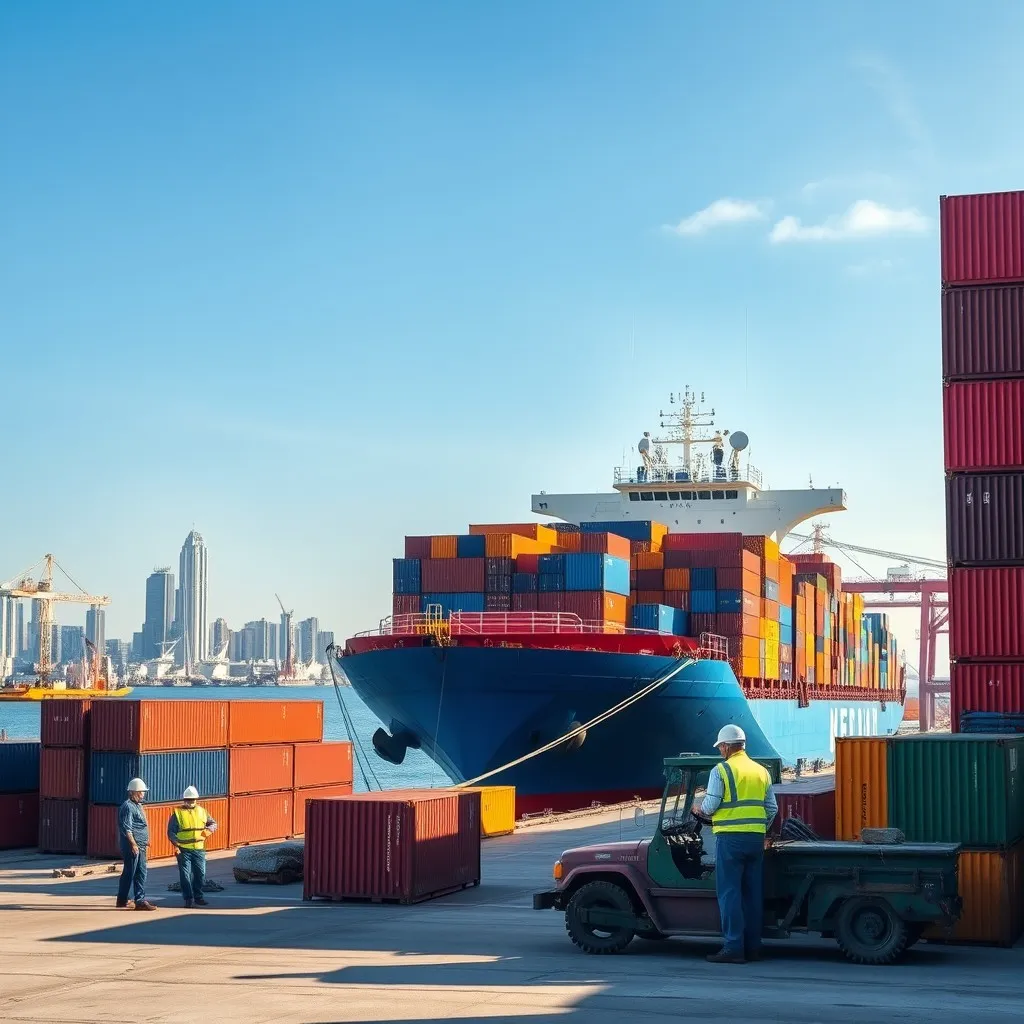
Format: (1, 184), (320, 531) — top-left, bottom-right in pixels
(430, 535), (459, 559)
(741, 656), (760, 678)
(484, 533), (555, 558)
(834, 737), (889, 840)
(762, 620), (780, 643)
(450, 786), (517, 838)
(469, 524), (558, 545)
(925, 845), (1024, 946)
(650, 522), (669, 547)
(763, 537), (780, 561)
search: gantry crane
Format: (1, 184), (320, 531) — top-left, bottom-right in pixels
(275, 593), (295, 679)
(1, 554), (111, 685)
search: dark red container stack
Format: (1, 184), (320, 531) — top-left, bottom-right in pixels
(770, 775), (836, 840)
(38, 699), (91, 854)
(942, 191), (1024, 727)
(303, 789), (481, 904)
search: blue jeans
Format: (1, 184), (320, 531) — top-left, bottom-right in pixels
(177, 848), (207, 904)
(714, 832), (765, 955)
(118, 841), (148, 904)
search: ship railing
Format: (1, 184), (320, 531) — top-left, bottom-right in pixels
(697, 633), (729, 662)
(614, 463), (762, 488)
(355, 611), (669, 638)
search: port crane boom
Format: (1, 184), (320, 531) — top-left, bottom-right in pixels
(787, 530), (947, 571)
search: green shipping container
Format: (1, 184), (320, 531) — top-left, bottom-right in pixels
(888, 734), (1024, 848)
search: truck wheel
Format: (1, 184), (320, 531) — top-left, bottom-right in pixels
(565, 881), (636, 954)
(834, 897), (909, 965)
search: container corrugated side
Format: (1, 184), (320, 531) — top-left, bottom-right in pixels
(952, 662), (1024, 725)
(40, 699), (91, 747)
(420, 558), (486, 594)
(228, 791), (294, 845)
(564, 554), (630, 595)
(663, 532), (743, 552)
(292, 742), (353, 789)
(771, 779), (836, 840)
(91, 699), (229, 752)
(229, 744), (294, 795)
(940, 191), (1024, 286)
(86, 797), (229, 860)
(0, 793), (40, 850)
(942, 283), (1024, 380)
(392, 558), (421, 594)
(944, 380), (1024, 471)
(924, 844), (1024, 946)
(38, 798), (86, 854)
(291, 783), (354, 836)
(89, 749), (229, 806)
(303, 790), (481, 903)
(950, 568), (1024, 660)
(834, 737), (889, 840)
(40, 746), (86, 800)
(946, 473), (1024, 566)
(888, 734), (1024, 847)
(228, 700), (323, 745)
(0, 742), (40, 794)
(450, 785), (516, 837)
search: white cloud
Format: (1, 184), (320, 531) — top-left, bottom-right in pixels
(769, 200), (928, 243)
(664, 198), (767, 237)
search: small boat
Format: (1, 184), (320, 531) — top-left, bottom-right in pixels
(0, 684), (133, 701)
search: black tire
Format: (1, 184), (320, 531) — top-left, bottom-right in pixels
(565, 881), (637, 954)
(834, 897), (909, 965)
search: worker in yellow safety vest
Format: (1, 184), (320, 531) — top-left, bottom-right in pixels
(167, 786), (218, 909)
(694, 725), (777, 964)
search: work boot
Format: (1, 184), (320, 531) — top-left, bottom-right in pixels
(134, 900), (157, 912)
(184, 900), (194, 909)
(706, 949), (746, 964)
(115, 899), (135, 910)
(746, 949), (763, 962)
(193, 897), (209, 907)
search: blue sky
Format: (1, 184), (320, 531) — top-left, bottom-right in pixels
(2, 2), (1022, 648)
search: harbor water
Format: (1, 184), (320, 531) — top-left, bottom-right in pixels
(0, 686), (441, 792)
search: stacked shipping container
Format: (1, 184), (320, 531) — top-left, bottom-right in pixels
(0, 741), (40, 850)
(941, 191), (1024, 728)
(38, 701), (90, 853)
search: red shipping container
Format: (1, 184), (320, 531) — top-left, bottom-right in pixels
(947, 473), (1024, 566)
(516, 554), (541, 574)
(703, 547), (745, 569)
(951, 568), (1024, 660)
(663, 549), (698, 569)
(662, 532), (743, 552)
(87, 798), (230, 859)
(40, 747), (86, 800)
(690, 613), (717, 635)
(292, 783), (354, 836)
(944, 381), (1024, 471)
(228, 791), (294, 845)
(942, 285), (1024, 380)
(951, 662), (1024, 726)
(635, 569), (664, 590)
(41, 699), (92, 748)
(663, 590), (690, 610)
(580, 532), (632, 559)
(229, 700), (323, 745)
(537, 593), (564, 613)
(562, 591), (628, 623)
(303, 790), (481, 904)
(940, 191), (1024, 286)
(716, 567), (743, 590)
(512, 592), (539, 611)
(293, 742), (354, 789)
(38, 798), (86, 854)
(420, 557), (486, 594)
(771, 777), (836, 840)
(92, 700), (229, 752)
(0, 793), (39, 850)
(634, 590), (665, 605)
(229, 744), (294, 795)
(404, 536), (433, 558)
(392, 594), (420, 616)
(717, 613), (742, 638)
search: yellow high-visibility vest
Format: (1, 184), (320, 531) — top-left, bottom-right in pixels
(173, 805), (209, 850)
(711, 751), (770, 835)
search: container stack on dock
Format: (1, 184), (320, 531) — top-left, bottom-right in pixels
(38, 700), (91, 854)
(835, 734), (1024, 946)
(0, 741), (40, 851)
(941, 190), (1024, 730)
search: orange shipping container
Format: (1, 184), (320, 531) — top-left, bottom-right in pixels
(228, 791), (294, 845)
(741, 569), (760, 596)
(429, 535), (459, 559)
(763, 558), (780, 583)
(91, 699), (229, 752)
(229, 700), (324, 746)
(229, 744), (294, 795)
(741, 550), (761, 575)
(634, 590), (665, 605)
(557, 532), (582, 553)
(580, 532), (631, 559)
(762, 599), (779, 622)
(741, 657), (761, 678)
(664, 568), (691, 590)
(469, 523), (558, 544)
(742, 613), (760, 638)
(293, 742), (354, 789)
(633, 551), (664, 570)
(741, 636), (760, 659)
(292, 783), (354, 836)
(87, 798), (230, 860)
(484, 533), (555, 558)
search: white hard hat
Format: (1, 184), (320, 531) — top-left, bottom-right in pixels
(127, 778), (148, 793)
(715, 724), (746, 747)
(182, 786), (199, 800)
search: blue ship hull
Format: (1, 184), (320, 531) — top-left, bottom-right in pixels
(339, 645), (904, 812)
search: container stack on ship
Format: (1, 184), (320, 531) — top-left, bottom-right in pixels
(941, 190), (1024, 728)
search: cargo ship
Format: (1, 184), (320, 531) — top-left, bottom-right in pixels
(338, 390), (905, 814)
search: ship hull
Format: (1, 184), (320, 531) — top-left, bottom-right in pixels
(339, 645), (903, 814)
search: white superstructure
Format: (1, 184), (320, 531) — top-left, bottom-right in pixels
(531, 387), (846, 539)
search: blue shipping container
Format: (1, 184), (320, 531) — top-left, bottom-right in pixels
(763, 578), (780, 602)
(392, 558), (421, 594)
(580, 521), (658, 542)
(780, 624), (794, 645)
(538, 554), (565, 575)
(716, 590), (743, 614)
(631, 603), (676, 633)
(512, 572), (537, 593)
(564, 554), (630, 596)
(89, 749), (228, 806)
(538, 573), (565, 593)
(456, 534), (486, 558)
(420, 593), (486, 615)
(779, 604), (793, 629)
(0, 742), (40, 794)
(690, 590), (717, 614)
(691, 568), (716, 591)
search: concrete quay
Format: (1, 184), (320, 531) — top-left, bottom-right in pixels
(0, 804), (1020, 1024)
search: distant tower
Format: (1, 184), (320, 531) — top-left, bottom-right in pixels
(85, 605), (106, 656)
(142, 568), (175, 660)
(209, 617), (231, 656)
(178, 530), (209, 671)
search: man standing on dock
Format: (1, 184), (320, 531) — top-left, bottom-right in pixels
(117, 778), (156, 911)
(168, 786), (218, 909)
(696, 725), (776, 964)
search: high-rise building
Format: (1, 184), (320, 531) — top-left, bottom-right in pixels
(142, 568), (175, 660)
(0, 596), (15, 660)
(231, 625), (256, 663)
(209, 618), (231, 657)
(244, 619), (274, 661)
(86, 605), (106, 657)
(106, 639), (131, 675)
(61, 625), (85, 664)
(178, 530), (208, 670)
(50, 624), (63, 666)
(317, 630), (335, 660)
(15, 601), (26, 656)
(29, 599), (43, 662)
(279, 613), (294, 669)
(298, 617), (319, 663)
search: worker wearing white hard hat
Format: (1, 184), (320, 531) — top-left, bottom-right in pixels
(116, 779), (157, 911)
(168, 785), (218, 908)
(694, 724), (777, 964)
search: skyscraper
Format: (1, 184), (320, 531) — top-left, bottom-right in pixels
(244, 619), (274, 661)
(178, 530), (208, 670)
(209, 618), (231, 657)
(86, 605), (106, 657)
(61, 625), (85, 664)
(0, 595), (15, 660)
(317, 630), (335, 660)
(15, 601), (26, 656)
(298, 616), (320, 663)
(142, 568), (175, 659)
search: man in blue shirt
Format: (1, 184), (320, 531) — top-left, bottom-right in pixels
(116, 777), (157, 911)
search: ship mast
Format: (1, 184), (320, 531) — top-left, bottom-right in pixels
(655, 387), (723, 477)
